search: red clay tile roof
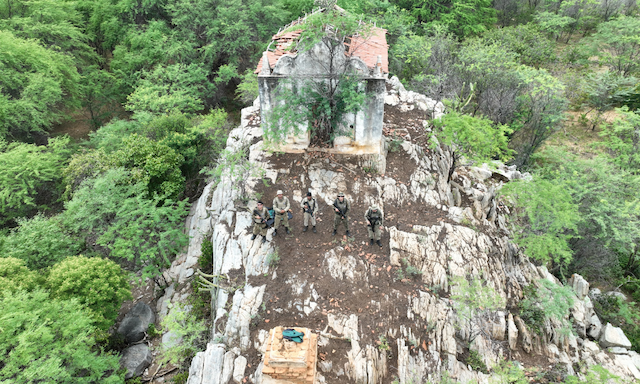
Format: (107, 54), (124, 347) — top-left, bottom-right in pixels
(255, 25), (388, 75)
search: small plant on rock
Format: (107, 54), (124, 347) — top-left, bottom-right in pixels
(377, 335), (391, 351)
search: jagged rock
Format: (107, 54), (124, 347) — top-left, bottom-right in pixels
(610, 347), (629, 354)
(600, 323), (632, 348)
(120, 344), (153, 379)
(221, 351), (236, 383)
(233, 355), (247, 383)
(319, 360), (333, 373)
(117, 302), (155, 344)
(606, 291), (628, 301)
(588, 314), (602, 340)
(323, 248), (369, 282)
(568, 274), (590, 300)
(514, 316), (532, 354)
(507, 314), (518, 350)
(225, 285), (266, 351)
(491, 312), (506, 341)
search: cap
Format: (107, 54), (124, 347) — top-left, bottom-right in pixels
(276, 190), (283, 195)
(306, 192), (312, 196)
(257, 201), (263, 205)
(371, 205), (379, 210)
(338, 192), (345, 197)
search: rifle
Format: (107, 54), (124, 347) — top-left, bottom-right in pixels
(253, 209), (269, 226)
(367, 211), (381, 227)
(333, 201), (346, 219)
(303, 199), (315, 215)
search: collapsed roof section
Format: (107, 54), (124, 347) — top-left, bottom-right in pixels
(254, 6), (388, 75)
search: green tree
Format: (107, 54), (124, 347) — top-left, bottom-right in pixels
(46, 255), (132, 330)
(63, 168), (189, 278)
(0, 137), (71, 225)
(126, 63), (209, 115)
(586, 16), (640, 77)
(0, 31), (80, 139)
(265, 9), (373, 145)
(0, 289), (123, 383)
(0, 214), (82, 269)
(111, 133), (186, 199)
(431, 112), (512, 181)
(500, 174), (579, 269)
(600, 106), (640, 173)
(481, 24), (556, 68)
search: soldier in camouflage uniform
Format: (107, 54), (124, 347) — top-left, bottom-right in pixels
(301, 192), (318, 233)
(365, 205), (384, 247)
(251, 201), (270, 243)
(332, 192), (350, 236)
(272, 190), (291, 235)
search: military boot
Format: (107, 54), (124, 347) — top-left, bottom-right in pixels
(251, 234), (257, 240)
(346, 230), (350, 236)
(286, 227), (291, 235)
(312, 226), (317, 233)
(273, 229), (277, 236)
(369, 239), (374, 246)
(332, 229), (337, 236)
(262, 237), (267, 244)
(377, 240), (382, 247)
(303, 226), (308, 232)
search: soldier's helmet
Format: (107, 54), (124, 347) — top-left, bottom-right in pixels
(371, 205), (379, 211)
(276, 190), (283, 195)
(306, 192), (312, 196)
(338, 192), (345, 197)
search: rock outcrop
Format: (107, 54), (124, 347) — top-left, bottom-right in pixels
(154, 81), (640, 384)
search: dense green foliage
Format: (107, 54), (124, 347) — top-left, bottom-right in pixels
(0, 290), (123, 383)
(46, 256), (132, 330)
(0, 137), (71, 225)
(519, 279), (575, 336)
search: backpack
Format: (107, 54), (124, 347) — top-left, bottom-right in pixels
(282, 329), (304, 343)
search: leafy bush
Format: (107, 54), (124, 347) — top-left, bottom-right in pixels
(519, 279), (575, 338)
(465, 349), (488, 373)
(0, 257), (39, 293)
(500, 174), (578, 269)
(0, 290), (123, 383)
(236, 69), (259, 105)
(0, 214), (82, 269)
(63, 168), (189, 278)
(0, 137), (71, 225)
(45, 255), (132, 330)
(159, 303), (207, 367)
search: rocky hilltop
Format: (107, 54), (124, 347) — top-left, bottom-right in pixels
(157, 79), (640, 384)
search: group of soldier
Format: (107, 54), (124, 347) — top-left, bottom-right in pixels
(251, 190), (384, 247)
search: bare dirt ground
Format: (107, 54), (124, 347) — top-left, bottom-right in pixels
(233, 102), (490, 383)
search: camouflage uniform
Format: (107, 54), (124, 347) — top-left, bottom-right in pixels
(333, 194), (350, 234)
(272, 193), (291, 233)
(301, 195), (318, 231)
(252, 206), (271, 239)
(365, 206), (384, 244)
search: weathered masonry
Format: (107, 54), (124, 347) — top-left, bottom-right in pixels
(256, 7), (388, 155)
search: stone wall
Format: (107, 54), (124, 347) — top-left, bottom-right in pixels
(258, 40), (386, 155)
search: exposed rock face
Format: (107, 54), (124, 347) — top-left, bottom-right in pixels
(155, 81), (640, 384)
(117, 302), (155, 343)
(600, 323), (633, 349)
(120, 344), (153, 379)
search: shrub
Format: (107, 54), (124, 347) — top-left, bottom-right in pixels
(519, 279), (575, 338)
(45, 255), (132, 330)
(0, 290), (123, 383)
(159, 303), (207, 367)
(0, 257), (40, 293)
(0, 214), (82, 270)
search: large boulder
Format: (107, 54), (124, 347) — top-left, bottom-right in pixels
(120, 344), (153, 379)
(568, 274), (590, 300)
(117, 302), (156, 343)
(600, 323), (632, 349)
